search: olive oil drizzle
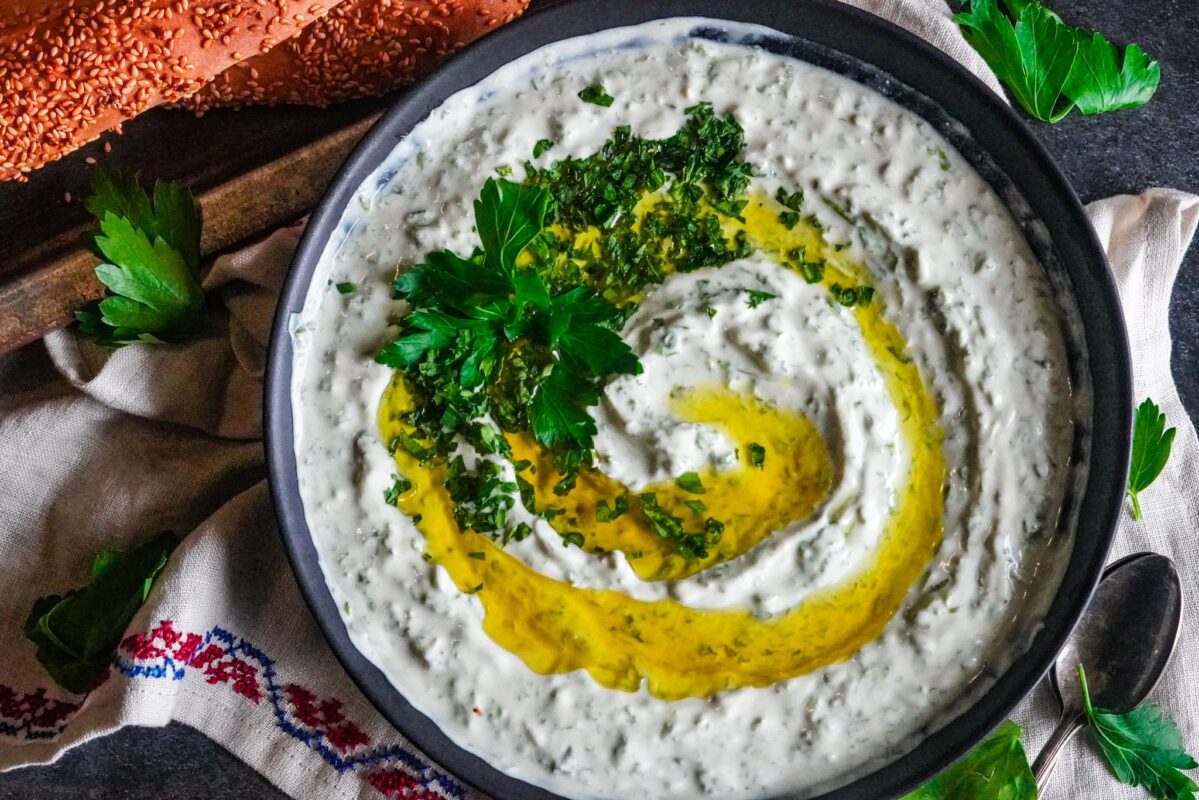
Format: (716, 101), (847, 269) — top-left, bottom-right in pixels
(377, 193), (947, 699)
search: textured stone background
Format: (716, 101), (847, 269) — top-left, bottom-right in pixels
(1, 0), (1196, 797)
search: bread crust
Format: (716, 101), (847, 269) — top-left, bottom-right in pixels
(0, 0), (349, 181)
(182, 0), (529, 111)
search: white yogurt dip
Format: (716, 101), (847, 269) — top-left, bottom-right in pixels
(290, 18), (1085, 799)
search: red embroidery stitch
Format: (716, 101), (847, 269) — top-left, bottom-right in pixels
(284, 684), (371, 753)
(365, 768), (443, 799)
(190, 644), (263, 703)
(119, 620), (203, 664)
(0, 685), (79, 732)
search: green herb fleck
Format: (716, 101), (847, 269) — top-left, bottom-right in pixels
(562, 531), (586, 548)
(533, 139), (554, 159)
(335, 281), (357, 295)
(383, 473), (412, 506)
(746, 289), (778, 309)
(748, 442), (766, 469)
(596, 492), (630, 522)
(468, 551), (486, 560)
(684, 499), (707, 515)
(675, 471), (706, 494)
(578, 82), (615, 107)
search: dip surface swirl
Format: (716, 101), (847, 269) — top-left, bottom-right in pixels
(291, 18), (1084, 799)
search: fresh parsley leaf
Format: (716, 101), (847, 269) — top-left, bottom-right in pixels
(561, 531), (586, 548)
(956, 0), (1078, 122)
(746, 289), (778, 309)
(578, 82), (614, 107)
(902, 720), (1035, 799)
(684, 499), (707, 514)
(1080, 664), (1199, 799)
(675, 471), (706, 494)
(955, 0), (1159, 122)
(335, 281), (357, 295)
(1066, 33), (1160, 114)
(1127, 398), (1176, 520)
(533, 139), (554, 159)
(748, 442), (766, 469)
(24, 532), (176, 694)
(529, 360), (600, 452)
(475, 177), (551, 276)
(76, 169), (204, 347)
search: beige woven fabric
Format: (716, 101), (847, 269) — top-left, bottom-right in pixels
(0, 4), (1195, 799)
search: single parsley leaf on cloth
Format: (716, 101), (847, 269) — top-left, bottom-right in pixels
(1127, 397), (1176, 520)
(903, 720), (1036, 799)
(24, 532), (177, 694)
(1066, 33), (1161, 115)
(76, 167), (205, 347)
(1080, 665), (1199, 799)
(955, 0), (1078, 123)
(578, 82), (614, 107)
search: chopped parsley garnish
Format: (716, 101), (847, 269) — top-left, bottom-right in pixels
(465, 583), (483, 594)
(525, 102), (756, 301)
(746, 289), (778, 309)
(376, 177), (641, 543)
(335, 281), (357, 295)
(532, 139), (554, 159)
(706, 306), (718, 318)
(830, 283), (875, 308)
(748, 442), (766, 469)
(383, 473), (412, 506)
(787, 246), (825, 284)
(578, 82), (615, 107)
(495, 164), (513, 176)
(775, 186), (804, 229)
(684, 499), (707, 515)
(596, 493), (630, 522)
(562, 531), (586, 548)
(675, 472), (706, 494)
(638, 493), (722, 559)
(468, 551), (486, 560)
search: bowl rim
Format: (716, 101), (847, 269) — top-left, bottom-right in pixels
(263, 1), (1132, 798)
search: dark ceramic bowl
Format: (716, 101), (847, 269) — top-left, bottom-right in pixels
(264, 1), (1132, 797)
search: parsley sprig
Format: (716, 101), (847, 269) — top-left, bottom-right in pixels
(24, 532), (176, 693)
(955, 0), (1160, 123)
(1081, 665), (1199, 799)
(76, 168), (205, 347)
(377, 178), (642, 538)
(1127, 398), (1176, 521)
(902, 720), (1036, 799)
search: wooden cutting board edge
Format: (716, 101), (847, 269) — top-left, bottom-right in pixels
(0, 112), (382, 356)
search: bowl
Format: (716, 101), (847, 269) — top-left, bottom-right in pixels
(264, 1), (1132, 797)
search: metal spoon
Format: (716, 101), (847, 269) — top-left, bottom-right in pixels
(1032, 552), (1184, 793)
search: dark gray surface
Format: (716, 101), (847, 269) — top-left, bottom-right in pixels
(2, 1), (1197, 798)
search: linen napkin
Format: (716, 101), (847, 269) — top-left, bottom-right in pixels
(0, 3), (1196, 800)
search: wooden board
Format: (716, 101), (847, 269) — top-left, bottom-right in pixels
(0, 96), (392, 355)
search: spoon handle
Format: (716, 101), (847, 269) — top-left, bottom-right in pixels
(1032, 711), (1086, 794)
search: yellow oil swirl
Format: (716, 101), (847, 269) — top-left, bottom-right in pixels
(377, 193), (946, 700)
